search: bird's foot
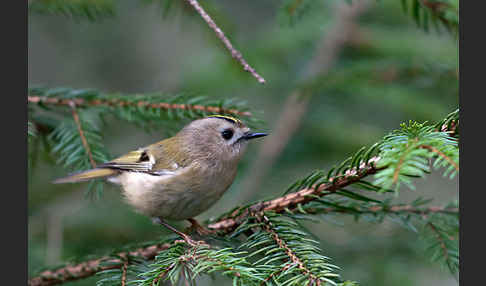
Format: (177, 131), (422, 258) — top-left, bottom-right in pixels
(152, 217), (208, 247)
(187, 218), (215, 236)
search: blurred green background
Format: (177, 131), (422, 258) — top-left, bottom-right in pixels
(28, 0), (458, 285)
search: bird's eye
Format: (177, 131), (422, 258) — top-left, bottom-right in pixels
(221, 129), (234, 140)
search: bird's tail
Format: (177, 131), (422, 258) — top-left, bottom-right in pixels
(53, 168), (117, 184)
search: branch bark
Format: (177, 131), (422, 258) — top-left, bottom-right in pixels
(185, 0), (265, 84)
(69, 102), (97, 168)
(28, 243), (171, 286)
(27, 95), (252, 117)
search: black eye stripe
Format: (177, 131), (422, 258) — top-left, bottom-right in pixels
(221, 129), (234, 140)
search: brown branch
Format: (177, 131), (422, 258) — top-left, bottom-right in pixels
(28, 243), (171, 286)
(420, 144), (459, 171)
(121, 260), (128, 286)
(392, 143), (410, 184)
(306, 204), (458, 216)
(153, 263), (175, 285)
(69, 102), (96, 168)
(185, 0), (265, 84)
(209, 156), (382, 234)
(28, 95), (252, 117)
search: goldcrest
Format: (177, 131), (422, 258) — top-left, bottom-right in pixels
(54, 115), (267, 241)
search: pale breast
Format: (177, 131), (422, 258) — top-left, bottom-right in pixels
(115, 162), (238, 220)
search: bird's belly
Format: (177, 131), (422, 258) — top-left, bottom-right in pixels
(116, 170), (233, 220)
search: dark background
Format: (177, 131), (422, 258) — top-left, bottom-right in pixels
(28, 0), (458, 285)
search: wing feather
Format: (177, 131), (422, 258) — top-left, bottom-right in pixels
(98, 150), (154, 172)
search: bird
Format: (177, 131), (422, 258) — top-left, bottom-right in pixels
(53, 115), (268, 245)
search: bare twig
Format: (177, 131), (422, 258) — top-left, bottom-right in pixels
(185, 0), (265, 84)
(69, 102), (96, 168)
(27, 95), (252, 117)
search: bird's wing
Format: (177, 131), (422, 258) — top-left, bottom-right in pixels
(97, 149), (154, 172)
(98, 139), (183, 175)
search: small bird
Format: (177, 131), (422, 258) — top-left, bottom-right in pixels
(54, 115), (267, 245)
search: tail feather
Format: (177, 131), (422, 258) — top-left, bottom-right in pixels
(53, 168), (117, 184)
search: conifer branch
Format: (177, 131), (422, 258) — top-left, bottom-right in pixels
(121, 260), (128, 286)
(28, 0), (115, 21)
(28, 243), (172, 286)
(400, 0), (458, 34)
(305, 204), (458, 216)
(256, 213), (319, 284)
(427, 222), (449, 262)
(28, 95), (252, 117)
(185, 0), (266, 84)
(209, 157), (382, 233)
(420, 144), (459, 171)
(69, 103), (97, 168)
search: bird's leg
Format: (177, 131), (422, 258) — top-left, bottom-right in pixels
(187, 218), (214, 236)
(152, 217), (202, 247)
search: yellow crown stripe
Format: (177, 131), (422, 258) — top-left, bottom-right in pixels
(207, 115), (243, 125)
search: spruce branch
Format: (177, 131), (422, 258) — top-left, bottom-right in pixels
(28, 243), (172, 286)
(239, 213), (347, 285)
(28, 0), (115, 21)
(69, 102), (97, 168)
(134, 241), (258, 285)
(421, 212), (459, 275)
(255, 213), (320, 285)
(211, 114), (459, 233)
(419, 144), (458, 172)
(28, 92), (252, 117)
(303, 204), (458, 216)
(185, 0), (266, 84)
(121, 260), (128, 286)
(400, 0), (458, 35)
(209, 156), (383, 234)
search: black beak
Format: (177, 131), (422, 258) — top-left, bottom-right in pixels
(242, 132), (268, 140)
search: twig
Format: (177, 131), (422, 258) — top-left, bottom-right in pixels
(420, 144), (459, 171)
(419, 0), (457, 28)
(305, 204), (459, 216)
(28, 243), (171, 286)
(69, 102), (96, 168)
(256, 213), (319, 284)
(426, 222), (450, 263)
(260, 262), (293, 286)
(185, 0), (265, 84)
(121, 260), (128, 286)
(28, 95), (252, 117)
